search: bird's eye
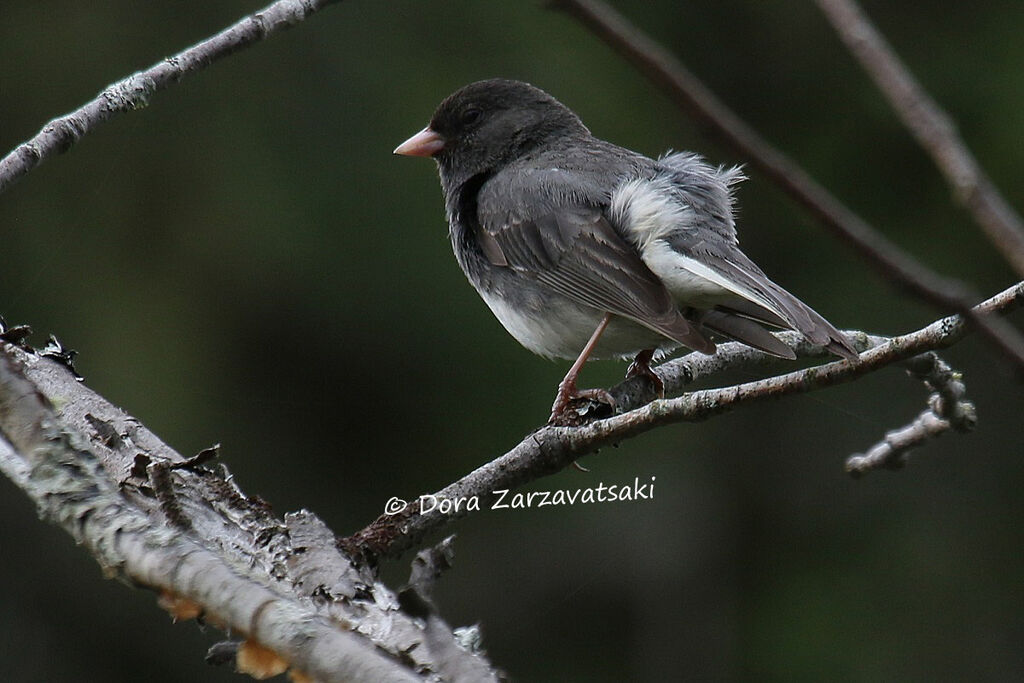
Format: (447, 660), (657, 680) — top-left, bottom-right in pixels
(461, 106), (483, 126)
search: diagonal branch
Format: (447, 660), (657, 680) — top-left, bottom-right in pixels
(344, 280), (1023, 560)
(814, 0), (1024, 277)
(0, 0), (342, 195)
(549, 0), (1024, 371)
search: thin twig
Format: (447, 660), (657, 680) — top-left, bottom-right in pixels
(904, 352), (975, 431)
(845, 352), (976, 476)
(0, 0), (341, 195)
(549, 0), (1024, 371)
(845, 410), (955, 475)
(343, 281), (1024, 560)
(815, 0), (1024, 277)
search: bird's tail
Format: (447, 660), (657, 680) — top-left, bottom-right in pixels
(708, 292), (858, 361)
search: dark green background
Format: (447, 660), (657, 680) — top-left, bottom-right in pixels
(2, 1), (1023, 680)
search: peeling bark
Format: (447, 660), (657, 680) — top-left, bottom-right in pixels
(0, 343), (501, 683)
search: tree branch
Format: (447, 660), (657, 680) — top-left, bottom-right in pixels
(0, 340), (501, 682)
(814, 0), (1024, 277)
(549, 0), (1024, 371)
(344, 280), (1023, 560)
(0, 0), (342, 195)
(846, 351), (976, 475)
(846, 410), (956, 475)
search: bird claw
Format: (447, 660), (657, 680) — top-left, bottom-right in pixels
(626, 349), (664, 398)
(548, 386), (616, 426)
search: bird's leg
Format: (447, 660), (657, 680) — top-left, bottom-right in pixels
(626, 348), (664, 398)
(549, 313), (616, 425)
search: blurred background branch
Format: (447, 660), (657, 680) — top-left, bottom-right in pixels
(815, 0), (1024, 277)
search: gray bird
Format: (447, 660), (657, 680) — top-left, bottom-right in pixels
(395, 79), (856, 424)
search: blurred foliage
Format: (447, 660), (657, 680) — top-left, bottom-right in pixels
(1, 0), (1023, 680)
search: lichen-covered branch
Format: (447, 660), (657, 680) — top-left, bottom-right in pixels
(0, 342), (500, 682)
(815, 0), (1024, 277)
(0, 0), (342, 195)
(344, 281), (1023, 560)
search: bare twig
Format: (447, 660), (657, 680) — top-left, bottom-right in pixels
(846, 352), (976, 476)
(549, 0), (1024, 371)
(815, 0), (1024, 276)
(845, 410), (956, 475)
(344, 281), (1023, 560)
(904, 352), (975, 431)
(0, 0), (342, 195)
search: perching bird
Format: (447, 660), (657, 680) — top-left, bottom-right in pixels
(395, 79), (856, 424)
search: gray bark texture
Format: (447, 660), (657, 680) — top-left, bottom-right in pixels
(0, 341), (501, 683)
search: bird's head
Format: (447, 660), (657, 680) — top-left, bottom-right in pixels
(394, 79), (589, 190)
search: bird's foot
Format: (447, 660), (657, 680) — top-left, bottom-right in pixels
(626, 349), (664, 398)
(548, 381), (616, 426)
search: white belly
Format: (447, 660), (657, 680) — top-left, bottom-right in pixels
(478, 288), (675, 361)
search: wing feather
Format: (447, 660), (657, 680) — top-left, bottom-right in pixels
(481, 207), (715, 353)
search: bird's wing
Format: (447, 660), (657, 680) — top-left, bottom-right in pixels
(662, 233), (857, 359)
(479, 206), (715, 353)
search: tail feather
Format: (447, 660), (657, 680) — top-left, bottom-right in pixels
(781, 296), (858, 360)
(716, 299), (788, 329)
(698, 310), (796, 359)
(650, 313), (717, 355)
(824, 335), (859, 361)
(660, 242), (857, 361)
(722, 278), (858, 361)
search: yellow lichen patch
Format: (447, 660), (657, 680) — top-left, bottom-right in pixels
(156, 590), (202, 622)
(237, 639), (289, 680)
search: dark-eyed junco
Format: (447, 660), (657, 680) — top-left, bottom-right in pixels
(395, 79), (856, 424)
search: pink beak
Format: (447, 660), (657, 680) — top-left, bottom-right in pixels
(393, 126), (446, 157)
